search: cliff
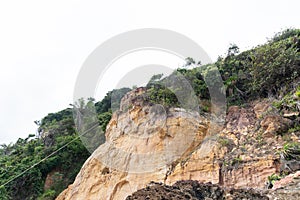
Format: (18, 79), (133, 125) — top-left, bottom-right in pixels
(56, 88), (300, 200)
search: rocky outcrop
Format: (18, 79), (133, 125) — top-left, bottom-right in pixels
(126, 180), (269, 200)
(44, 169), (63, 191)
(260, 115), (292, 136)
(57, 89), (209, 200)
(272, 171), (300, 190)
(165, 102), (282, 189)
(56, 91), (299, 200)
(126, 175), (300, 200)
(268, 171), (300, 200)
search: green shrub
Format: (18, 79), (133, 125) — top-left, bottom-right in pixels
(271, 85), (300, 112)
(37, 189), (56, 200)
(98, 111), (112, 132)
(267, 173), (281, 188)
(0, 186), (10, 200)
(288, 125), (300, 133)
(218, 137), (231, 147)
(280, 142), (300, 161)
(0, 87), (130, 200)
(270, 29), (300, 43)
(296, 86), (300, 98)
(231, 156), (243, 166)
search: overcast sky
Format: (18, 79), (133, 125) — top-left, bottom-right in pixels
(0, 0), (299, 144)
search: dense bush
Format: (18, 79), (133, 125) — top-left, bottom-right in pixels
(147, 29), (300, 107)
(280, 142), (300, 161)
(0, 88), (129, 200)
(95, 88), (131, 113)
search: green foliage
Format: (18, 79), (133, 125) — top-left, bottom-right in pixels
(215, 28), (299, 105)
(267, 173), (281, 188)
(147, 74), (163, 87)
(288, 125), (300, 133)
(48, 172), (65, 196)
(249, 37), (299, 96)
(218, 137), (231, 147)
(237, 30), (299, 101)
(227, 43), (240, 56)
(231, 156), (243, 166)
(202, 105), (209, 112)
(98, 111), (112, 132)
(272, 85), (300, 112)
(296, 90), (300, 98)
(184, 57), (196, 67)
(270, 28), (300, 43)
(95, 88), (131, 113)
(37, 189), (56, 200)
(0, 186), (10, 200)
(267, 173), (281, 182)
(147, 86), (179, 107)
(0, 87), (130, 200)
(39, 109), (73, 128)
(255, 131), (267, 147)
(144, 29), (299, 108)
(280, 142), (300, 161)
(177, 67), (210, 99)
(146, 65), (217, 108)
(295, 85), (300, 98)
(0, 132), (81, 199)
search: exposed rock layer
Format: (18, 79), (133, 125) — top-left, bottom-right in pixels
(56, 90), (298, 200)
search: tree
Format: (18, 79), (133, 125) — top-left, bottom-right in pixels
(227, 43), (239, 56)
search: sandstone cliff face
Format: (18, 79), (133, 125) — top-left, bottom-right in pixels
(57, 88), (209, 200)
(57, 90), (296, 200)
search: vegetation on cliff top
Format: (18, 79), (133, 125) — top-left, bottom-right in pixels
(147, 28), (300, 108)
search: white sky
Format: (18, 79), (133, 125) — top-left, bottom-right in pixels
(0, 0), (299, 144)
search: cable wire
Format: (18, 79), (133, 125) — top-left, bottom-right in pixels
(0, 123), (99, 188)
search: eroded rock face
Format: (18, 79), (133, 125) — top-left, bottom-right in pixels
(57, 89), (209, 200)
(260, 115), (292, 136)
(44, 169), (63, 191)
(56, 92), (297, 200)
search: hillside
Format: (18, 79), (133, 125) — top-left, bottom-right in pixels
(0, 29), (300, 200)
(57, 29), (300, 199)
(0, 88), (130, 200)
